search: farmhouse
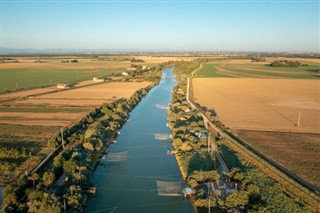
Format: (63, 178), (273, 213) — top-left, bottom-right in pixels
(92, 77), (105, 82)
(56, 83), (70, 89)
(122, 72), (129, 76)
(195, 132), (207, 139)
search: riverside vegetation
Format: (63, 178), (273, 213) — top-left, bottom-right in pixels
(1, 66), (162, 212)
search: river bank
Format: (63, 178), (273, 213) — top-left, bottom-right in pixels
(85, 68), (194, 212)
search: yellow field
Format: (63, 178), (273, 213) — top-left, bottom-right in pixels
(3, 82), (150, 128)
(14, 82), (150, 106)
(193, 77), (320, 186)
(133, 56), (197, 63)
(192, 78), (320, 133)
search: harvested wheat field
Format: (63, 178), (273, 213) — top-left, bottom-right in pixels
(0, 87), (58, 101)
(193, 77), (320, 188)
(192, 78), (320, 133)
(14, 82), (151, 106)
(237, 130), (320, 188)
(0, 112), (86, 126)
(133, 56), (197, 63)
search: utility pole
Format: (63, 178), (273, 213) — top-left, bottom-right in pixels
(64, 199), (67, 213)
(208, 189), (211, 213)
(61, 127), (65, 149)
(208, 132), (210, 153)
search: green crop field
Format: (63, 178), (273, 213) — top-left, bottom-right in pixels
(0, 67), (125, 92)
(195, 63), (231, 78)
(194, 62), (319, 79)
(218, 64), (319, 79)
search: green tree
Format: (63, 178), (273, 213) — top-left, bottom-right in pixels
(28, 173), (39, 189)
(187, 170), (219, 188)
(63, 160), (78, 174)
(225, 191), (249, 209)
(42, 171), (55, 188)
(188, 152), (213, 175)
(83, 142), (94, 151)
(37, 193), (61, 213)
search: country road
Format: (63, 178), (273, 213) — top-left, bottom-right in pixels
(186, 77), (229, 173)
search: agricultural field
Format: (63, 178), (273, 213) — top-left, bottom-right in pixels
(192, 77), (320, 188)
(0, 81), (150, 184)
(0, 55), (196, 92)
(195, 63), (231, 78)
(237, 130), (320, 188)
(0, 63), (125, 92)
(0, 80), (102, 103)
(193, 78), (320, 133)
(132, 55), (197, 63)
(196, 58), (319, 79)
(12, 82), (150, 107)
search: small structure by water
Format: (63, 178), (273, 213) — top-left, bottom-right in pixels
(182, 187), (194, 198)
(154, 133), (170, 140)
(156, 180), (183, 196)
(105, 151), (128, 162)
(155, 104), (169, 110)
(85, 187), (97, 195)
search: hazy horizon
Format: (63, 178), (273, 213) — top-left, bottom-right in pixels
(1, 0), (319, 52)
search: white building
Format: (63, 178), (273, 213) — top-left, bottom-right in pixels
(122, 72), (129, 76)
(56, 83), (70, 89)
(93, 77), (105, 82)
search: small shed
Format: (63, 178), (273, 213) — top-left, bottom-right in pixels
(56, 83), (70, 89)
(93, 77), (105, 82)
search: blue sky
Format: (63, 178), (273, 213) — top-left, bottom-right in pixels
(1, 0), (319, 52)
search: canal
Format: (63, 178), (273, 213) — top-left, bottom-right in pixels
(85, 68), (194, 212)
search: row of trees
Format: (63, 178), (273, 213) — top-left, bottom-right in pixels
(270, 60), (305, 67)
(167, 84), (222, 210)
(168, 79), (264, 211)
